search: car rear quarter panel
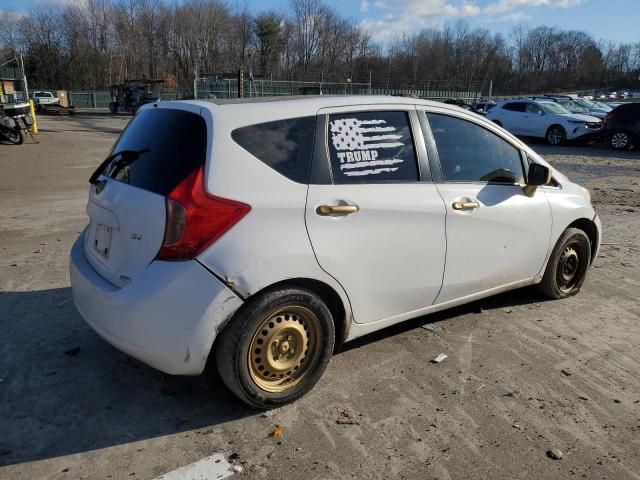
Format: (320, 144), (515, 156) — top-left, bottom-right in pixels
(196, 105), (353, 323)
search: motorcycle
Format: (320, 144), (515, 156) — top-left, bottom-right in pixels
(0, 102), (34, 145)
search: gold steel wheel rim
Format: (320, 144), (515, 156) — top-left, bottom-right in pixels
(248, 306), (322, 393)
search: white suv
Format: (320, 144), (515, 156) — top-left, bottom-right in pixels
(70, 97), (601, 408)
(487, 99), (603, 145)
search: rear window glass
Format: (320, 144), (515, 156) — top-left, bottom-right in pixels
(232, 116), (315, 183)
(99, 108), (206, 196)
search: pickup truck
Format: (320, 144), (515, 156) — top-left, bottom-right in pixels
(31, 91), (59, 109)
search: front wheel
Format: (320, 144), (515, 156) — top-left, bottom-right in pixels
(609, 130), (631, 150)
(215, 286), (335, 409)
(538, 228), (591, 299)
(4, 127), (24, 145)
(546, 125), (566, 145)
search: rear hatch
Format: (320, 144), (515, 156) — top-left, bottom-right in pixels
(84, 105), (208, 288)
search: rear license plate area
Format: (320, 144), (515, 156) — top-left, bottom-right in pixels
(93, 224), (113, 258)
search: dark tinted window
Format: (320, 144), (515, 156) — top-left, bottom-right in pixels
(427, 113), (524, 184)
(328, 111), (418, 184)
(232, 116), (315, 183)
(615, 103), (640, 115)
(98, 108), (206, 196)
(502, 102), (526, 112)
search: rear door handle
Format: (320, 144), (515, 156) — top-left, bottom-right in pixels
(316, 204), (359, 216)
(452, 201), (479, 211)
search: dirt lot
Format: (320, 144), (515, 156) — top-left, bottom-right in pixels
(1, 112), (639, 480)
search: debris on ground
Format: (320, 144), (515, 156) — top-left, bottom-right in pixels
(271, 427), (284, 439)
(431, 353), (448, 363)
(561, 369), (573, 376)
(335, 409), (360, 425)
(512, 423), (521, 429)
(579, 396), (589, 401)
(473, 384), (485, 393)
(64, 347), (80, 357)
(547, 449), (563, 460)
(153, 453), (234, 479)
(232, 465), (243, 473)
(261, 409), (277, 418)
(421, 323), (439, 332)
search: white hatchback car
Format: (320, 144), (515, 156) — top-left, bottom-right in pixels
(70, 96), (601, 408)
(486, 99), (603, 145)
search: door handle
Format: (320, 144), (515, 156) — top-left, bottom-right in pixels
(452, 201), (479, 211)
(316, 204), (358, 216)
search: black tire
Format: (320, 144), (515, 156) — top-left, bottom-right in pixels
(109, 102), (118, 114)
(4, 128), (24, 145)
(538, 228), (591, 299)
(215, 286), (335, 409)
(608, 130), (631, 150)
(546, 125), (566, 145)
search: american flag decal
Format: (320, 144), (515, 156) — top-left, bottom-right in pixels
(330, 117), (405, 177)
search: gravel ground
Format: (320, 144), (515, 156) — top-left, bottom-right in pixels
(1, 112), (639, 480)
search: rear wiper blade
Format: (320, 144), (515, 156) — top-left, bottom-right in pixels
(89, 148), (150, 185)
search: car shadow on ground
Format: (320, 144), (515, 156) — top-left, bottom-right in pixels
(340, 285), (548, 353)
(0, 284), (549, 467)
(0, 287), (252, 468)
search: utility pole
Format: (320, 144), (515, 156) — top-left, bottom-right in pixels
(19, 53), (29, 99)
(193, 60), (198, 100)
(488, 80), (493, 101)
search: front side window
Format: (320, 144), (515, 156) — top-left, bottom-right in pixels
(427, 113), (525, 184)
(525, 103), (543, 115)
(327, 111), (419, 184)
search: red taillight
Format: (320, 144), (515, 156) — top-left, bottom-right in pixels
(157, 166), (250, 260)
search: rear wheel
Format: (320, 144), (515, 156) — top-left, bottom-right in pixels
(215, 286), (335, 408)
(546, 125), (566, 145)
(609, 130), (631, 150)
(538, 228), (591, 299)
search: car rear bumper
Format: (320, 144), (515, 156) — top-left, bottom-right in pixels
(69, 232), (243, 375)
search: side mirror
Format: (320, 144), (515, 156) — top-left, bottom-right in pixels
(537, 110), (544, 116)
(527, 163), (551, 186)
(523, 163), (551, 197)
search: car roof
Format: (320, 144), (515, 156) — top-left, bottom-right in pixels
(178, 95), (471, 115)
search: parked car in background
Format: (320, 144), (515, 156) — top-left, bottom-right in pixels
(30, 91), (59, 110)
(603, 103), (640, 150)
(70, 96), (601, 408)
(542, 95), (612, 120)
(473, 100), (497, 115)
(486, 98), (603, 145)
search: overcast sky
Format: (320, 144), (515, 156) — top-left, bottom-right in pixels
(4, 0), (639, 44)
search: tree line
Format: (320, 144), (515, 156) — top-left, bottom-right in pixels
(0, 0), (638, 95)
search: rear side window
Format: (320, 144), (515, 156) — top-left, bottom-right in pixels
(427, 113), (524, 184)
(502, 102), (526, 112)
(616, 103), (640, 115)
(327, 111), (419, 184)
(99, 108), (206, 196)
(232, 116), (315, 183)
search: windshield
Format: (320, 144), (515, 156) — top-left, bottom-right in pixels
(540, 102), (572, 115)
(573, 97), (612, 112)
(559, 99), (589, 114)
